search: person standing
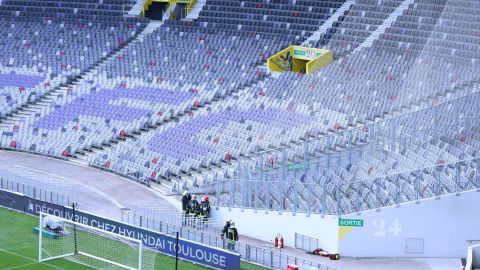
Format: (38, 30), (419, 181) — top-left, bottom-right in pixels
(221, 219), (231, 240)
(227, 222), (239, 251)
(188, 195), (200, 228)
(199, 196), (211, 229)
(181, 191), (191, 226)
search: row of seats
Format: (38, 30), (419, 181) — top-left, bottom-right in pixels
(0, 0), (146, 117)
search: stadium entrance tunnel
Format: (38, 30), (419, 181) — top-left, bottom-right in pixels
(143, 0), (169, 20)
(268, 46), (333, 75)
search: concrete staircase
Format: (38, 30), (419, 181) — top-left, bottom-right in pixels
(127, 0), (146, 16)
(302, 0), (355, 47)
(138, 21), (164, 41)
(353, 0), (414, 52)
(162, 3), (176, 21)
(184, 0), (207, 21)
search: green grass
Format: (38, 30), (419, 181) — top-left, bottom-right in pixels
(0, 208), (267, 270)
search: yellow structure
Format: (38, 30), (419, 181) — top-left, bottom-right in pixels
(267, 46), (333, 74)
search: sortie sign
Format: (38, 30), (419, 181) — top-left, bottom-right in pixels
(287, 163), (307, 170)
(339, 218), (364, 227)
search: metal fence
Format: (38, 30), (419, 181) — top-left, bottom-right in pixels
(121, 211), (336, 270)
(0, 178), (70, 206)
(128, 204), (225, 231)
(0, 162), (77, 200)
(295, 233), (320, 252)
(208, 156), (480, 216)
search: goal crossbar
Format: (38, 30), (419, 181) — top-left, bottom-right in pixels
(39, 212), (144, 270)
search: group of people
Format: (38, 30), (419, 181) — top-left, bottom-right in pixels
(181, 191), (239, 251)
(181, 191), (211, 227)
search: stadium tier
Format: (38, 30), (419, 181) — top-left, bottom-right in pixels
(0, 0), (479, 216)
(197, 0), (345, 42)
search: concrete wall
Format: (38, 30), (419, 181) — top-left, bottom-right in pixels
(211, 208), (339, 253)
(470, 244), (480, 269)
(339, 190), (480, 257)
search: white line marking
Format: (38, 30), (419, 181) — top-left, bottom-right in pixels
(2, 261), (38, 270)
(0, 248), (65, 270)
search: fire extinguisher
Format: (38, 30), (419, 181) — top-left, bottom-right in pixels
(274, 234), (284, 248)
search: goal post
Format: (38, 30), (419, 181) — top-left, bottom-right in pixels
(39, 213), (154, 270)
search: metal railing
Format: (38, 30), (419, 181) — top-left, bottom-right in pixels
(120, 210), (336, 270)
(295, 233), (320, 252)
(0, 178), (70, 206)
(209, 156), (480, 216)
(0, 162), (77, 200)
(128, 204), (225, 231)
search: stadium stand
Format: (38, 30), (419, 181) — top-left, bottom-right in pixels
(311, 0), (405, 55)
(0, 0), (146, 119)
(90, 0), (480, 194)
(197, 0), (345, 43)
(0, 0), (479, 215)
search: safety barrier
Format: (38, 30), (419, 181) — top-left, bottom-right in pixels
(211, 156), (480, 216)
(0, 178), (70, 206)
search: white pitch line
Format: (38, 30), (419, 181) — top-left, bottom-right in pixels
(2, 261), (38, 270)
(12, 165), (124, 209)
(0, 248), (65, 270)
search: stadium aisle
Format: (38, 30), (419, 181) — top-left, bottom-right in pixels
(0, 150), (177, 219)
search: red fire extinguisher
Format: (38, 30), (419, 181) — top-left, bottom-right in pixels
(274, 234), (284, 248)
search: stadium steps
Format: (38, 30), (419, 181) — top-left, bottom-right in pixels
(353, 0), (415, 52)
(137, 21), (164, 41)
(183, 0), (207, 21)
(127, 0), (147, 16)
(302, 0), (356, 47)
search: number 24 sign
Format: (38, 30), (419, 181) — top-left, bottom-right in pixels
(372, 218), (402, 237)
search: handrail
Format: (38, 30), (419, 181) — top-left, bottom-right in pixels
(0, 178), (71, 206)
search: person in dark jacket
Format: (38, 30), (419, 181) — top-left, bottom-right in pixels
(199, 196), (211, 229)
(221, 219), (232, 239)
(188, 195), (200, 228)
(181, 191), (191, 226)
(227, 222), (239, 251)
(189, 195), (199, 215)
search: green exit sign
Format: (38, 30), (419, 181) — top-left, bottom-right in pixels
(339, 218), (364, 227)
(287, 163), (306, 170)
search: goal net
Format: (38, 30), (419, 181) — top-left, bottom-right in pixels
(39, 213), (155, 270)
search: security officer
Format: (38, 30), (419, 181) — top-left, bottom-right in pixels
(221, 219), (231, 240)
(188, 195), (200, 228)
(181, 191), (191, 226)
(227, 222), (239, 251)
(199, 196), (211, 229)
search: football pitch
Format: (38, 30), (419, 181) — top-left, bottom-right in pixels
(0, 208), (267, 270)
